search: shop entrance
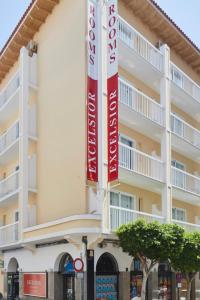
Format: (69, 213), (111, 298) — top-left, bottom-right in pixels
(158, 263), (172, 300)
(96, 252), (118, 300)
(130, 259), (143, 299)
(7, 258), (19, 300)
(59, 253), (75, 300)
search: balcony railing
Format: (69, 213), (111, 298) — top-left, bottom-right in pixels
(0, 72), (20, 109)
(118, 17), (163, 72)
(0, 121), (19, 154)
(0, 222), (19, 245)
(172, 167), (200, 195)
(119, 143), (164, 182)
(0, 171), (19, 200)
(170, 63), (200, 103)
(172, 219), (200, 232)
(110, 206), (165, 230)
(119, 78), (163, 126)
(171, 113), (200, 148)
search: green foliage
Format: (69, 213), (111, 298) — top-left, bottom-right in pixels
(170, 231), (200, 275)
(116, 219), (185, 263)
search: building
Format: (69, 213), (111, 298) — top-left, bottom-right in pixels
(0, 0), (200, 299)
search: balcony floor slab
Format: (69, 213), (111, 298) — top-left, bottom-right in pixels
(119, 40), (162, 94)
(119, 102), (163, 142)
(119, 167), (164, 195)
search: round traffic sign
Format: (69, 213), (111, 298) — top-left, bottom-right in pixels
(73, 258), (84, 272)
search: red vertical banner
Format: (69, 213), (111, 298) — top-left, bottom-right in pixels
(87, 0), (98, 182)
(107, 0), (118, 182)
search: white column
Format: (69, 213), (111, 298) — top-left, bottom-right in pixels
(19, 47), (29, 235)
(160, 44), (172, 223)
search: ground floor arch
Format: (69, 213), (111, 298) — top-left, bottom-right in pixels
(7, 257), (19, 300)
(96, 252), (119, 300)
(54, 252), (76, 300)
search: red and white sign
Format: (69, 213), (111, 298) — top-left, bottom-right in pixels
(73, 258), (84, 272)
(87, 0), (99, 182)
(107, 0), (118, 182)
(23, 273), (47, 298)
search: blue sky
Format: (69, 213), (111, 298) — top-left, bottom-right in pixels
(0, 0), (31, 50)
(0, 0), (199, 50)
(155, 0), (200, 48)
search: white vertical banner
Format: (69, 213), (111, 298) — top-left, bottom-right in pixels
(107, 0), (118, 182)
(87, 0), (99, 182)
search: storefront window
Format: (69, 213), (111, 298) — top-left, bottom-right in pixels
(96, 253), (118, 300)
(158, 264), (172, 300)
(130, 259), (143, 300)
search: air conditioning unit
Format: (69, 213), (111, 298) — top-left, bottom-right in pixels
(156, 40), (163, 50)
(26, 40), (38, 57)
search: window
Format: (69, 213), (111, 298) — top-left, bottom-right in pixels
(110, 191), (135, 210)
(172, 207), (186, 222)
(171, 68), (183, 88)
(119, 134), (134, 147)
(171, 160), (185, 171)
(14, 211), (19, 222)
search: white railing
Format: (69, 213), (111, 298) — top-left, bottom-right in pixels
(0, 72), (20, 108)
(172, 167), (200, 195)
(110, 206), (165, 230)
(0, 222), (19, 245)
(171, 113), (200, 148)
(119, 78), (163, 125)
(0, 171), (19, 200)
(172, 219), (200, 232)
(0, 121), (19, 154)
(170, 63), (200, 102)
(118, 17), (163, 72)
(119, 143), (164, 182)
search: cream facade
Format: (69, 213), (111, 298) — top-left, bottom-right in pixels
(0, 0), (200, 299)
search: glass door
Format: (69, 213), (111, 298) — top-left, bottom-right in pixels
(63, 275), (75, 300)
(171, 114), (184, 138)
(119, 135), (134, 170)
(172, 160), (186, 189)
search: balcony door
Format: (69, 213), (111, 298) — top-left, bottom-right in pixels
(172, 207), (186, 222)
(119, 134), (135, 170)
(171, 114), (184, 138)
(172, 160), (186, 189)
(110, 191), (135, 229)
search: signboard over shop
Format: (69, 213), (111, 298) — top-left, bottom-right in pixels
(23, 273), (47, 298)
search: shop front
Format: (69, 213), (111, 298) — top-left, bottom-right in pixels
(96, 252), (119, 300)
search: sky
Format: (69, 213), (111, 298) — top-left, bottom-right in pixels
(0, 0), (31, 50)
(0, 0), (199, 50)
(154, 0), (200, 48)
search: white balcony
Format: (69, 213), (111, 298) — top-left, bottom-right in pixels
(172, 219), (200, 232)
(0, 222), (19, 246)
(0, 121), (19, 164)
(0, 72), (20, 124)
(171, 113), (200, 162)
(170, 63), (200, 119)
(0, 171), (20, 204)
(118, 17), (163, 92)
(0, 54), (37, 124)
(119, 143), (164, 193)
(119, 78), (164, 141)
(110, 206), (165, 231)
(172, 167), (200, 204)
